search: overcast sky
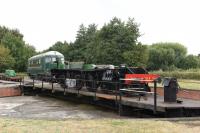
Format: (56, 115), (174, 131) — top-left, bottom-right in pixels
(0, 0), (199, 55)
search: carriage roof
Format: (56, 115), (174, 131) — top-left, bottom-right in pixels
(28, 51), (64, 61)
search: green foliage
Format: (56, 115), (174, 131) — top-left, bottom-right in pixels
(151, 69), (200, 80)
(178, 55), (200, 69)
(47, 17), (145, 66)
(123, 44), (149, 66)
(2, 18), (200, 73)
(0, 45), (15, 72)
(96, 17), (141, 65)
(59, 17), (145, 66)
(148, 42), (188, 70)
(1, 32), (26, 71)
(0, 26), (36, 72)
(72, 24), (98, 62)
(48, 41), (70, 59)
(0, 26), (23, 40)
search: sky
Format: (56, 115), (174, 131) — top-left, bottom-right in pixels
(0, 0), (199, 55)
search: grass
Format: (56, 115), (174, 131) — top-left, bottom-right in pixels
(151, 79), (200, 90)
(0, 118), (200, 133)
(16, 72), (27, 77)
(150, 69), (200, 90)
(178, 79), (200, 90)
(151, 69), (200, 80)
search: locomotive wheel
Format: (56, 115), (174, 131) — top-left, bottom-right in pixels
(75, 74), (83, 90)
(86, 74), (95, 92)
(100, 82), (110, 93)
(100, 82), (116, 94)
(57, 75), (66, 88)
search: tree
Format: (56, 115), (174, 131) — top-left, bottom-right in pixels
(68, 24), (98, 62)
(0, 26), (23, 41)
(71, 24), (88, 61)
(148, 42), (187, 70)
(179, 55), (200, 69)
(123, 44), (149, 67)
(1, 32), (26, 71)
(0, 26), (36, 72)
(43, 17), (146, 66)
(97, 17), (142, 65)
(83, 24), (98, 63)
(0, 45), (15, 72)
(24, 44), (36, 58)
(48, 17), (145, 66)
(148, 47), (176, 70)
(48, 41), (69, 54)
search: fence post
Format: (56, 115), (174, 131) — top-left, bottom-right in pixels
(154, 80), (157, 114)
(21, 77), (24, 95)
(77, 79), (80, 97)
(19, 77), (22, 95)
(64, 74), (66, 95)
(42, 77), (43, 89)
(115, 82), (118, 106)
(19, 77), (21, 90)
(33, 77), (35, 90)
(23, 77), (24, 86)
(118, 89), (122, 116)
(51, 75), (54, 93)
(93, 80), (97, 101)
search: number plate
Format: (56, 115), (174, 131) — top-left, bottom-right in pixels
(65, 79), (76, 88)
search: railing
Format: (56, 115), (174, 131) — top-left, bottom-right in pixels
(23, 75), (159, 115)
(119, 79), (158, 114)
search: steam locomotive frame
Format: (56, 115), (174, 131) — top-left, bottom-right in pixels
(28, 51), (159, 92)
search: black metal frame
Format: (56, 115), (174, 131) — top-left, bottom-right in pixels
(29, 74), (158, 116)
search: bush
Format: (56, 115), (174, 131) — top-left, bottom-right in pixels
(150, 69), (200, 80)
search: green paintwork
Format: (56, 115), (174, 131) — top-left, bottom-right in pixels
(66, 62), (96, 70)
(68, 62), (84, 69)
(27, 51), (65, 77)
(4, 69), (16, 77)
(82, 64), (96, 70)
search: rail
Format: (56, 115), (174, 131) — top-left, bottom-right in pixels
(119, 79), (158, 114)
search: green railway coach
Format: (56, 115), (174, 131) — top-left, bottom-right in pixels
(27, 51), (65, 78)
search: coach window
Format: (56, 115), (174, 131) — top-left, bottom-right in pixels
(45, 57), (51, 63)
(38, 59), (41, 65)
(33, 60), (36, 66)
(52, 57), (56, 63)
(30, 61), (33, 67)
(61, 57), (64, 64)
